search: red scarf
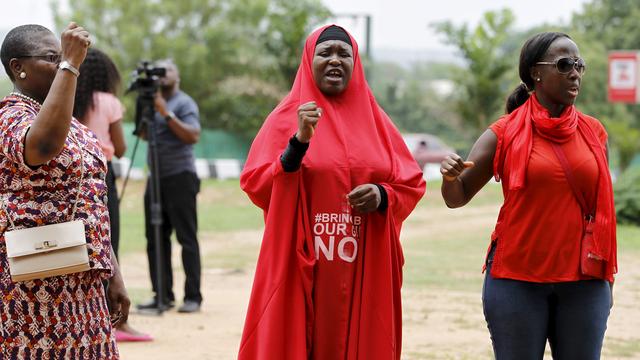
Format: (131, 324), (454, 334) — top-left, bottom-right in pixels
(494, 94), (617, 279)
(238, 25), (425, 359)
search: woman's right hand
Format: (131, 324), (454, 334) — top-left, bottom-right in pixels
(296, 101), (322, 143)
(60, 22), (91, 69)
(440, 154), (474, 181)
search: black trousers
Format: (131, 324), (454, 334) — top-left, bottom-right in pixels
(104, 162), (120, 297)
(106, 162), (120, 257)
(144, 171), (202, 304)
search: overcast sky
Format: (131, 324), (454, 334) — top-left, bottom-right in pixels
(6, 0), (589, 51)
(321, 0), (590, 51)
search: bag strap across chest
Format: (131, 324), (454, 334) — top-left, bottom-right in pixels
(550, 142), (595, 219)
(3, 130), (85, 229)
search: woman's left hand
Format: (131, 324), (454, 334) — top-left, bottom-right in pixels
(347, 184), (381, 213)
(107, 270), (131, 327)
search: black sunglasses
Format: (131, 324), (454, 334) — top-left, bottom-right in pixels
(536, 57), (586, 75)
(16, 54), (62, 64)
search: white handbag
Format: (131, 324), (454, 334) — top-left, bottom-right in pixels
(4, 133), (90, 282)
(5, 220), (90, 282)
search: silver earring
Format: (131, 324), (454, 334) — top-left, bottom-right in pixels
(536, 77), (541, 82)
(19, 72), (26, 79)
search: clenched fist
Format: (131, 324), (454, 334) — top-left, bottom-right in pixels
(347, 184), (381, 214)
(296, 101), (322, 143)
(440, 154), (474, 181)
(60, 22), (91, 69)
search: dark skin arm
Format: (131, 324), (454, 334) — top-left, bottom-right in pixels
(23, 23), (90, 166)
(154, 93), (200, 144)
(440, 129), (498, 208)
(109, 121), (127, 158)
(106, 246), (130, 326)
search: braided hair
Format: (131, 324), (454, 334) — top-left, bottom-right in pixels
(74, 48), (121, 122)
(1, 24), (54, 81)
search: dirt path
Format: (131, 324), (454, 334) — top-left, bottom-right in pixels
(117, 207), (640, 359)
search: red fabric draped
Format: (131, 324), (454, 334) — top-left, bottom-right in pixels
(238, 25), (425, 359)
(493, 94), (617, 280)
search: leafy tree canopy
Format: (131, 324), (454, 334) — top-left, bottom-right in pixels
(52, 0), (330, 135)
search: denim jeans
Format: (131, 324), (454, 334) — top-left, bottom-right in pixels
(482, 247), (611, 360)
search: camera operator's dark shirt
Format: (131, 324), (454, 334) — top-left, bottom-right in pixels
(150, 90), (200, 178)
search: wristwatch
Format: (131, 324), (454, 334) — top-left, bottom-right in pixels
(58, 61), (80, 77)
(164, 111), (176, 122)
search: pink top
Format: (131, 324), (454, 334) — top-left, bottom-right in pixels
(82, 92), (124, 161)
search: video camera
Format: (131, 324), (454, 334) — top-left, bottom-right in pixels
(127, 61), (166, 135)
(123, 61), (170, 314)
(127, 61), (166, 92)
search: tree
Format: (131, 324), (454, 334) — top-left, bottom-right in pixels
(262, 1), (331, 84)
(51, 0), (330, 135)
(571, 0), (640, 170)
(432, 9), (516, 134)
(368, 60), (467, 149)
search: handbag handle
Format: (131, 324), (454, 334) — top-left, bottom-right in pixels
(550, 143), (594, 218)
(3, 130), (85, 229)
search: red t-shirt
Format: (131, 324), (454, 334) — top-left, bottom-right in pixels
(488, 115), (607, 282)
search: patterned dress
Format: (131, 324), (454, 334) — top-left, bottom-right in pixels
(0, 95), (118, 359)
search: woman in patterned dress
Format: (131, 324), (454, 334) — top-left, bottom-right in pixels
(0, 23), (130, 359)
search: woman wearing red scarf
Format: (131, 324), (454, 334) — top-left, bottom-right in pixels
(441, 32), (616, 359)
(238, 25), (425, 359)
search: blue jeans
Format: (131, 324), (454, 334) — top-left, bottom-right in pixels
(482, 247), (611, 360)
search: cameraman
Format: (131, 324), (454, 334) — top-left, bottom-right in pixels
(137, 59), (203, 313)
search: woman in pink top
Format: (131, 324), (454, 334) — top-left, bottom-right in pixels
(74, 47), (152, 342)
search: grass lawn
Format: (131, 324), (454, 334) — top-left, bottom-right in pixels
(117, 179), (263, 255)
(118, 178), (640, 292)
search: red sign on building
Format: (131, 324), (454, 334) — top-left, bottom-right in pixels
(608, 51), (639, 103)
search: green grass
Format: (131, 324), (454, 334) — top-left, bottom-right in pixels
(118, 178), (640, 283)
(604, 337), (640, 358)
(618, 224), (640, 252)
(197, 179), (264, 232)
(116, 179), (263, 255)
(402, 230), (489, 292)
(203, 241), (260, 271)
(402, 179), (500, 292)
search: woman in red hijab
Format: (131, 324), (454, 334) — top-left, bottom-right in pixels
(441, 32), (616, 359)
(238, 25), (425, 359)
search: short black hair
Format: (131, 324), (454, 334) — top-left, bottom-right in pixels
(1, 24), (54, 81)
(505, 32), (571, 114)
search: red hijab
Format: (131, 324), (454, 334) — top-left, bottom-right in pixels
(239, 25), (425, 359)
(494, 94), (617, 279)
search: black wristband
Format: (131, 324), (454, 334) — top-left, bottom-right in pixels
(280, 134), (310, 172)
(374, 183), (388, 211)
(289, 134), (309, 151)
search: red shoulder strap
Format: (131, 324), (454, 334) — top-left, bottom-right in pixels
(550, 143), (593, 217)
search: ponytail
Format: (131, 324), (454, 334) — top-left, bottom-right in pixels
(505, 83), (531, 114)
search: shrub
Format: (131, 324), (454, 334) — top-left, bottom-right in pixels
(614, 166), (640, 225)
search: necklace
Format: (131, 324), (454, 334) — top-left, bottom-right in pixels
(10, 91), (42, 107)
